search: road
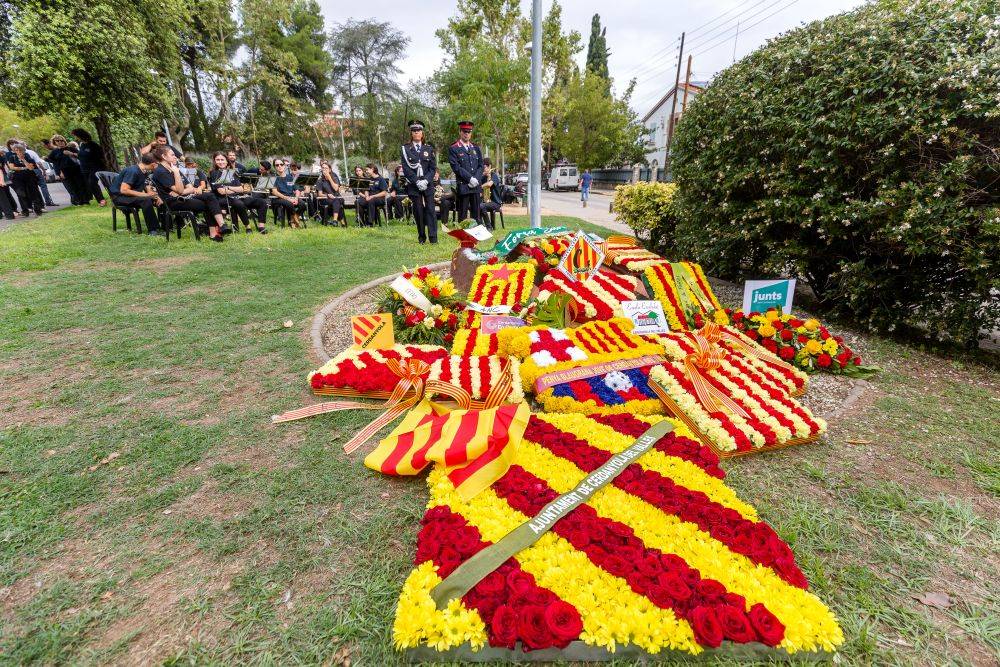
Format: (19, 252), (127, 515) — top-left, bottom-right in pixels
(0, 181), (74, 233)
(540, 188), (631, 235)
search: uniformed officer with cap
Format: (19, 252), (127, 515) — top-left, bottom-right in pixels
(447, 120), (484, 224)
(400, 119), (438, 243)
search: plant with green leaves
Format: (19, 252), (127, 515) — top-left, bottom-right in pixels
(612, 181), (679, 251)
(672, 0), (1000, 346)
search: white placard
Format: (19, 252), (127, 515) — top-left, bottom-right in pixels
(464, 224), (494, 241)
(464, 303), (513, 315)
(741, 279), (796, 315)
(621, 300), (670, 335)
(390, 275), (433, 312)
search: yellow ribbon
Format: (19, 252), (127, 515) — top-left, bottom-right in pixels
(682, 330), (751, 419)
(698, 322), (795, 372)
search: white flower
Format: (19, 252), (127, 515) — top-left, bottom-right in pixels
(422, 316), (434, 329)
(431, 304), (443, 317)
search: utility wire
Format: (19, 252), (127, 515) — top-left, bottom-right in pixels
(691, 0), (802, 58)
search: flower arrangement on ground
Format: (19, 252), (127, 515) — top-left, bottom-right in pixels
(308, 344), (449, 396)
(604, 236), (671, 273)
(378, 266), (463, 346)
(536, 268), (639, 322)
(515, 236), (573, 275)
(427, 355), (525, 404)
(392, 412), (843, 657)
(462, 262), (537, 328)
(644, 262), (725, 330)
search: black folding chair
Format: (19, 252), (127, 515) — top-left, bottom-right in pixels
(157, 200), (201, 241)
(96, 171), (141, 233)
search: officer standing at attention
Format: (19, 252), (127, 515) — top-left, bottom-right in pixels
(400, 119), (437, 244)
(447, 120), (483, 223)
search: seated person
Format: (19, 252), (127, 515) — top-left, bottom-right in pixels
(480, 159), (503, 231)
(387, 166), (406, 220)
(208, 151), (268, 234)
(433, 171), (454, 224)
(357, 164), (388, 227)
(183, 157), (209, 191)
(348, 165), (370, 225)
(270, 158), (306, 227)
(150, 145), (229, 242)
(140, 131), (183, 160)
(109, 153), (162, 235)
(315, 160), (345, 226)
(226, 150), (246, 174)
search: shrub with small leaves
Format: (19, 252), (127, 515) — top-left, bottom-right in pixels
(612, 181), (679, 253)
(672, 0), (999, 345)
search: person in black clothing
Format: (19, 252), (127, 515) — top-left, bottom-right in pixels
(225, 150), (246, 174)
(0, 164), (16, 220)
(209, 152), (267, 234)
(433, 171), (454, 226)
(4, 141), (44, 216)
(480, 159), (503, 231)
(358, 164), (388, 227)
(386, 165), (406, 220)
(69, 128), (107, 206)
(349, 165), (370, 225)
(447, 120), (484, 223)
(270, 159), (306, 227)
(183, 157), (209, 191)
(140, 131), (183, 161)
(315, 160), (345, 226)
(400, 119), (437, 243)
(109, 154), (162, 235)
(47, 134), (86, 205)
(150, 144), (227, 241)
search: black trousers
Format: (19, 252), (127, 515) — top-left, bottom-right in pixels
(166, 194), (222, 227)
(318, 197), (344, 224)
(62, 167), (87, 205)
(0, 185), (16, 219)
(387, 194), (405, 219)
(10, 171), (43, 214)
(112, 194), (160, 231)
(481, 201), (501, 230)
(410, 189), (437, 243)
(437, 197), (453, 224)
(224, 195), (268, 228)
(273, 197), (306, 223)
(457, 191), (481, 224)
(81, 169), (105, 204)
(358, 196), (383, 226)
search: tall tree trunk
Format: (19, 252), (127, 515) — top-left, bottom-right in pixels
(94, 113), (118, 171)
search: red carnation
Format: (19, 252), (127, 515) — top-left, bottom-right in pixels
(779, 346), (796, 360)
(788, 318), (803, 327)
(732, 311), (744, 322)
(746, 329), (759, 340)
(853, 356), (861, 365)
(762, 338), (778, 353)
(716, 605), (756, 643)
(490, 605), (519, 648)
(517, 604), (553, 650)
(402, 272), (413, 279)
(773, 321), (784, 331)
(430, 286), (441, 298)
(487, 256), (499, 265)
(817, 353), (832, 368)
(444, 333), (454, 342)
(417, 266), (430, 278)
(544, 600), (583, 644)
(748, 603), (785, 646)
(310, 374), (324, 389)
(689, 605), (724, 648)
(797, 334), (808, 344)
(780, 329), (793, 341)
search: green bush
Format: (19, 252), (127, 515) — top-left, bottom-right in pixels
(672, 0), (999, 345)
(612, 181), (679, 252)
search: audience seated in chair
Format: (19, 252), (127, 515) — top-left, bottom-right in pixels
(109, 154), (162, 235)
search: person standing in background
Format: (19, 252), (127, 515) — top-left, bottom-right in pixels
(4, 141), (44, 216)
(70, 128), (107, 206)
(24, 144), (55, 207)
(579, 168), (592, 208)
(447, 120), (483, 223)
(47, 134), (86, 205)
(401, 120), (437, 244)
(0, 162), (17, 220)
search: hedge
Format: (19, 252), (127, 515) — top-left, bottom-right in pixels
(612, 181), (678, 253)
(671, 0), (999, 345)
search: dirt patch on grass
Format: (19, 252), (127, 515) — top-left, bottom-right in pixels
(131, 256), (198, 275)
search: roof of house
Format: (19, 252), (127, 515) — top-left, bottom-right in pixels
(641, 81), (709, 123)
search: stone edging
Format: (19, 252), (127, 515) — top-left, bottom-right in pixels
(310, 260), (451, 363)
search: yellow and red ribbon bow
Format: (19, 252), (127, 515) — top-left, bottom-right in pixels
(698, 322), (795, 372)
(271, 357), (431, 454)
(682, 329), (751, 419)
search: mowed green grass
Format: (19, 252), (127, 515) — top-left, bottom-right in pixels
(1, 205), (998, 665)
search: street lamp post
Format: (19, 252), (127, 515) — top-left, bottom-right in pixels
(528, 0), (543, 228)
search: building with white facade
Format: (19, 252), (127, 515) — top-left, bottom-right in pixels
(642, 81), (707, 178)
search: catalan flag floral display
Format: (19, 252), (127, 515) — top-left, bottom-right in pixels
(427, 355), (525, 404)
(515, 236), (573, 275)
(463, 262), (537, 328)
(308, 345), (448, 397)
(604, 236), (671, 273)
(393, 412), (843, 657)
(536, 268), (639, 322)
(644, 262), (725, 330)
(377, 266), (463, 346)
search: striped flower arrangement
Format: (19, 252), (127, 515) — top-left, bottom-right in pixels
(462, 263), (536, 328)
(427, 355), (525, 404)
(308, 344), (449, 397)
(644, 262), (725, 331)
(392, 413), (843, 657)
(536, 268), (639, 322)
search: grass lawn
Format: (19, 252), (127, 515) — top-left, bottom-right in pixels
(1, 205), (998, 665)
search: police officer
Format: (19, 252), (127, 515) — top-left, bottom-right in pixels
(400, 119), (437, 243)
(447, 120), (484, 224)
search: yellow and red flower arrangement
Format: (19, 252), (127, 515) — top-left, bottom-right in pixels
(308, 344), (448, 397)
(378, 266), (463, 346)
(393, 413), (843, 657)
(643, 262), (725, 330)
(462, 262), (537, 328)
(536, 268), (639, 322)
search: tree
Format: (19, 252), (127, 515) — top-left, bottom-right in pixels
(558, 73), (645, 169)
(585, 14), (609, 80)
(672, 0), (1000, 345)
(329, 19), (409, 162)
(5, 0), (185, 170)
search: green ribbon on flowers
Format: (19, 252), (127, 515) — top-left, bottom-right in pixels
(429, 419), (674, 610)
(466, 226), (570, 261)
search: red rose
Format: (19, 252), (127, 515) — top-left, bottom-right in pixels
(853, 356), (861, 365)
(517, 604), (553, 650)
(716, 605), (756, 643)
(436, 546), (461, 573)
(310, 374), (324, 389)
(402, 272), (412, 279)
(490, 605), (518, 648)
(762, 338), (778, 352)
(689, 605), (724, 648)
(657, 572), (692, 602)
(773, 321), (784, 331)
(748, 603), (785, 646)
(444, 333), (454, 342)
(797, 334), (808, 343)
(544, 600), (583, 644)
(732, 311), (744, 322)
(487, 256), (499, 265)
(746, 330), (759, 340)
(478, 571), (506, 597)
(603, 555), (633, 578)
(452, 529), (480, 556)
(697, 579), (727, 601)
(506, 570), (536, 595)
(788, 318), (803, 327)
(817, 353), (832, 368)
(780, 329), (793, 341)
(779, 346), (796, 360)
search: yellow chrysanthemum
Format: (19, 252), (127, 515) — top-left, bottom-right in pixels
(804, 319), (820, 331)
(758, 323), (777, 338)
(805, 339), (823, 355)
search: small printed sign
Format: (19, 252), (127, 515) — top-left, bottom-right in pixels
(557, 230), (605, 281)
(742, 279), (796, 315)
(464, 302), (513, 315)
(351, 313), (395, 349)
(464, 224), (493, 241)
(390, 275), (433, 312)
(481, 315), (526, 335)
(621, 300), (670, 335)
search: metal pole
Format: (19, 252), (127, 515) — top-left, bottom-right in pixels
(528, 0), (543, 228)
(665, 32), (685, 182)
(681, 55), (693, 114)
(732, 20), (740, 63)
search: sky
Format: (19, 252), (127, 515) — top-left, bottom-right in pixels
(317, 0), (866, 117)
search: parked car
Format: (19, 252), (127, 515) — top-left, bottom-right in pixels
(545, 164), (578, 191)
(514, 172), (528, 187)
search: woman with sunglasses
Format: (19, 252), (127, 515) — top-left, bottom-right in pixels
(270, 159), (305, 227)
(46, 134), (86, 205)
(315, 160), (345, 226)
(209, 152), (268, 234)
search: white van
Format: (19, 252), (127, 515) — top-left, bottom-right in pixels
(545, 165), (579, 191)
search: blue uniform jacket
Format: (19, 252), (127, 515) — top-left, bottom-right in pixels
(400, 142), (436, 196)
(447, 141), (484, 196)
